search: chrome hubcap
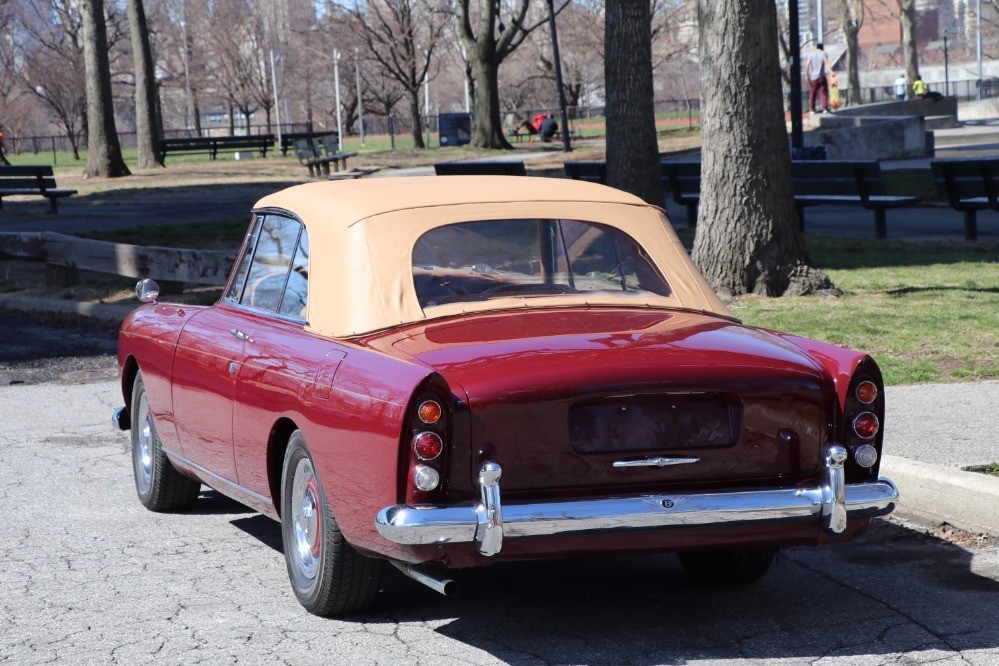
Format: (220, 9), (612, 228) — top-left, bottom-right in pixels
(290, 459), (321, 581)
(133, 393), (154, 495)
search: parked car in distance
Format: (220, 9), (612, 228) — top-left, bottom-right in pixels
(115, 177), (899, 616)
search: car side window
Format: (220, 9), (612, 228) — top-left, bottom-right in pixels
(240, 216), (303, 314)
(278, 229), (309, 319)
(223, 214), (264, 304)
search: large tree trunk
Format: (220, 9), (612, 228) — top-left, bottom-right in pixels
(408, 89), (426, 149)
(471, 57), (511, 149)
(692, 0), (834, 297)
(605, 0), (662, 204)
(126, 0), (163, 168)
(841, 0), (863, 104)
(899, 0), (919, 100)
(81, 0), (130, 178)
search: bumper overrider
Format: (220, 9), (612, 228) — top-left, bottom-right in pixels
(375, 445), (900, 557)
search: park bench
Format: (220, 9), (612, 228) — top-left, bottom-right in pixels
(563, 162), (607, 183)
(661, 161), (920, 237)
(930, 159), (999, 241)
(294, 136), (357, 178)
(0, 165), (77, 213)
(434, 161), (527, 176)
(159, 134), (274, 162)
(280, 131), (336, 156)
(507, 127), (581, 143)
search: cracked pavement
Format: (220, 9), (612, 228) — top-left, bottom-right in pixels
(1, 379), (997, 665)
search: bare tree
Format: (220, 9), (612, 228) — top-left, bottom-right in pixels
(897, 0), (919, 99)
(605, 0), (661, 204)
(5, 1), (87, 159)
(693, 0), (834, 297)
(127, 0), (163, 166)
(81, 0), (130, 177)
(840, 0), (864, 100)
(350, 0), (445, 149)
(454, 0), (566, 148)
(210, 0), (261, 132)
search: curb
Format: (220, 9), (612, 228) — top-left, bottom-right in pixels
(881, 454), (999, 537)
(0, 293), (135, 324)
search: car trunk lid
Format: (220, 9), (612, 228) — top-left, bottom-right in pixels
(389, 308), (829, 496)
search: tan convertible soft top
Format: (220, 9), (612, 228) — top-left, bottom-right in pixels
(254, 176), (731, 338)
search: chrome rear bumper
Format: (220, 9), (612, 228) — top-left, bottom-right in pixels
(375, 446), (900, 557)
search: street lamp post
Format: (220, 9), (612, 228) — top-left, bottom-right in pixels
(424, 59), (431, 148)
(354, 48), (364, 147)
(789, 0), (804, 150)
(944, 34), (950, 97)
(978, 0), (984, 99)
(269, 49), (282, 147)
(333, 50), (343, 152)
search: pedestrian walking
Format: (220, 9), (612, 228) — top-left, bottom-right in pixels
(894, 74), (907, 100)
(805, 43), (833, 114)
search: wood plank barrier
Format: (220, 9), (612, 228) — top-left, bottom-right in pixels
(0, 232), (236, 286)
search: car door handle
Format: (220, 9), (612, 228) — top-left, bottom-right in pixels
(230, 328), (253, 342)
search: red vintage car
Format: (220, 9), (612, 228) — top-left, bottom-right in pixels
(115, 177), (898, 616)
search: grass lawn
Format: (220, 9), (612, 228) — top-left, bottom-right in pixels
(80, 221), (997, 386)
(729, 236), (998, 385)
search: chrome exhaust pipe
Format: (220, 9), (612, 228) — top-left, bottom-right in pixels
(389, 561), (458, 598)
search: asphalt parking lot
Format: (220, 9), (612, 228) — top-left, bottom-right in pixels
(1, 373), (997, 665)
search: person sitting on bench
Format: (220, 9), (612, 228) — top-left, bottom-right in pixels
(539, 114), (558, 143)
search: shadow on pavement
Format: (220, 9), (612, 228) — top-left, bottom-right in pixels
(361, 519), (993, 662)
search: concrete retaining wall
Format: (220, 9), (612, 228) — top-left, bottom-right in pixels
(802, 116), (930, 160)
(834, 97), (958, 119)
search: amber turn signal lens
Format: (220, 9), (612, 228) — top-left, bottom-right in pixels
(418, 400), (442, 424)
(852, 412), (880, 439)
(856, 380), (878, 404)
(413, 431), (443, 460)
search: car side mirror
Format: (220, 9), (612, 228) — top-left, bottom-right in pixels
(136, 279), (160, 304)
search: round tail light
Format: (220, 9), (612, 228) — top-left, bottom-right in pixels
(417, 400), (442, 424)
(854, 444), (879, 468)
(856, 381), (878, 404)
(852, 412), (880, 439)
(412, 431), (443, 460)
(413, 465), (440, 491)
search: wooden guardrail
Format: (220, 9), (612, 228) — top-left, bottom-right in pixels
(0, 232), (236, 286)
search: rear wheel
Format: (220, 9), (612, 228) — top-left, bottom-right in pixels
(131, 371), (201, 511)
(676, 548), (778, 585)
(280, 431), (382, 616)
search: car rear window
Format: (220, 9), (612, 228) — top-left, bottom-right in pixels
(412, 219), (671, 308)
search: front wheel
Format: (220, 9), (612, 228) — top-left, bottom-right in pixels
(676, 548), (779, 585)
(280, 431), (382, 616)
(130, 370), (201, 511)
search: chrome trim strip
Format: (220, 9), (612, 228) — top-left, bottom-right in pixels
(161, 447), (272, 505)
(375, 459), (900, 555)
(613, 457), (700, 468)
